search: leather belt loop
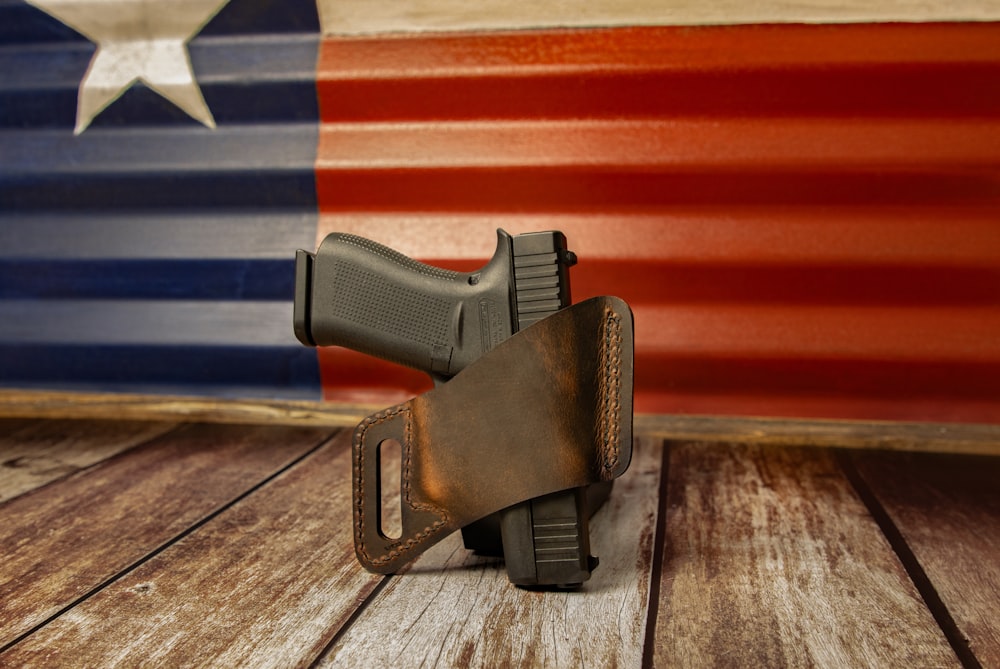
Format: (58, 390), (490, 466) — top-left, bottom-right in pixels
(353, 405), (451, 574)
(352, 295), (634, 574)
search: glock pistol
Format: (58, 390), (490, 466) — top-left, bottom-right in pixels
(293, 228), (604, 587)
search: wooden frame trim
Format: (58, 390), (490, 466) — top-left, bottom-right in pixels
(0, 389), (996, 455)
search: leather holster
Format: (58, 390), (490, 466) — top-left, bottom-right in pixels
(352, 295), (635, 574)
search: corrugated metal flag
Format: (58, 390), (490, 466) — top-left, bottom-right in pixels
(2, 0), (1000, 423)
(1, 0), (322, 398)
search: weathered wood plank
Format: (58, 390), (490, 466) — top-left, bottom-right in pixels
(639, 414), (1000, 456)
(852, 450), (1000, 668)
(0, 423), (332, 651)
(0, 388), (372, 429)
(0, 418), (31, 435)
(0, 419), (178, 503)
(0, 429), (384, 668)
(317, 436), (663, 668)
(4, 389), (998, 455)
(651, 442), (960, 668)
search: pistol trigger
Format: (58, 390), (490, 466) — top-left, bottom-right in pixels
(452, 301), (463, 345)
(431, 344), (453, 376)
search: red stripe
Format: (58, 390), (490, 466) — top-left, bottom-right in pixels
(316, 210), (1000, 265)
(317, 24), (1000, 121)
(314, 23), (1000, 423)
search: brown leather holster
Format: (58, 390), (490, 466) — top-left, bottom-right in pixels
(352, 295), (634, 574)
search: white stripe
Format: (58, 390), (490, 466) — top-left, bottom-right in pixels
(317, 0), (1000, 35)
(0, 300), (296, 346)
(0, 212), (315, 260)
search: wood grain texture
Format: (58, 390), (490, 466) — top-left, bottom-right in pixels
(640, 414), (1000, 456)
(0, 423), (332, 650)
(3, 389), (998, 455)
(0, 419), (177, 503)
(317, 436), (664, 668)
(852, 450), (1000, 668)
(651, 442), (959, 668)
(0, 429), (385, 668)
(0, 388), (372, 429)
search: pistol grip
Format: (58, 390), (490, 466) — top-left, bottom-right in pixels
(296, 231), (515, 376)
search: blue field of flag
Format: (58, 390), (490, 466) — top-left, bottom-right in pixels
(0, 0), (324, 398)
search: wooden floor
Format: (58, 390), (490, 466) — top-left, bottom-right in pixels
(0, 418), (997, 668)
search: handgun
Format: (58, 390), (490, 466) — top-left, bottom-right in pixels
(293, 228), (606, 587)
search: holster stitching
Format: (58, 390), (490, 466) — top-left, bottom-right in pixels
(597, 306), (623, 478)
(354, 405), (448, 569)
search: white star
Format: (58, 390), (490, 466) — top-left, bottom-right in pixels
(26, 0), (230, 134)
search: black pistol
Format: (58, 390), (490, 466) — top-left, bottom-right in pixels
(293, 228), (604, 587)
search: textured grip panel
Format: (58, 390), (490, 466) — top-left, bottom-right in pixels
(335, 234), (459, 281)
(329, 259), (453, 349)
(306, 232), (482, 373)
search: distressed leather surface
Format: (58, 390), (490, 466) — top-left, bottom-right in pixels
(352, 295), (634, 574)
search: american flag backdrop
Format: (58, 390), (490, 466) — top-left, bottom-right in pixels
(2, 0), (1000, 424)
